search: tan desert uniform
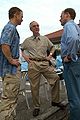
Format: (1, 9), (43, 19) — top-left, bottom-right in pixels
(21, 35), (60, 108)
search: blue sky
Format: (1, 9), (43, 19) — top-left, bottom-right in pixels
(0, 0), (80, 43)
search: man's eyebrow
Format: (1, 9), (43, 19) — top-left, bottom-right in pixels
(32, 24), (39, 27)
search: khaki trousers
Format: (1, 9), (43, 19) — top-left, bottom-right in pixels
(28, 61), (60, 108)
(0, 72), (20, 120)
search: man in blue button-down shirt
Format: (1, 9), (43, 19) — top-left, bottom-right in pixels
(0, 7), (23, 120)
(60, 8), (80, 120)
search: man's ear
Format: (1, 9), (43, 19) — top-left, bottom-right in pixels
(66, 12), (70, 18)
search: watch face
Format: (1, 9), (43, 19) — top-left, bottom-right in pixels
(50, 53), (53, 56)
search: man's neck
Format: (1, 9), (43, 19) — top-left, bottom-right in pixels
(33, 33), (40, 37)
(10, 19), (17, 26)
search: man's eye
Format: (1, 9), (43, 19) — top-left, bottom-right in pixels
(32, 25), (39, 27)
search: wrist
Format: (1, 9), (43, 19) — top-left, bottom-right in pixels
(67, 55), (71, 60)
(7, 57), (13, 63)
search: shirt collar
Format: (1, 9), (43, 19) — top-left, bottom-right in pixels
(32, 35), (40, 40)
(64, 19), (74, 27)
(8, 21), (16, 27)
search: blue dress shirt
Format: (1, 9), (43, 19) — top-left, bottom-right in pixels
(61, 20), (80, 61)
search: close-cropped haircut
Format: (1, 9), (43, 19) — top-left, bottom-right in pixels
(29, 21), (36, 29)
(64, 8), (76, 20)
(8, 7), (22, 19)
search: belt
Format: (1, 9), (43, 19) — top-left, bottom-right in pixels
(29, 58), (48, 62)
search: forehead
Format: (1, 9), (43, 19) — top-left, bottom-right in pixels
(31, 21), (39, 26)
(61, 11), (64, 16)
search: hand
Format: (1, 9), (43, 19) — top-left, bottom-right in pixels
(63, 56), (71, 62)
(24, 56), (32, 63)
(21, 51), (32, 63)
(46, 54), (53, 61)
(9, 59), (20, 66)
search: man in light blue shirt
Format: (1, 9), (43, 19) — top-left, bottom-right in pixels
(61, 20), (80, 62)
(60, 8), (80, 120)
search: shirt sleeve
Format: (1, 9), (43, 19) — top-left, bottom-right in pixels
(21, 38), (28, 50)
(47, 37), (55, 53)
(1, 26), (15, 46)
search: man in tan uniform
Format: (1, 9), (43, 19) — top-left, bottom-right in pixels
(21, 21), (65, 116)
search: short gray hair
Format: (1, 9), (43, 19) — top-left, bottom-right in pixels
(29, 21), (36, 28)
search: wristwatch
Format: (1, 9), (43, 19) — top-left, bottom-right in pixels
(50, 52), (53, 56)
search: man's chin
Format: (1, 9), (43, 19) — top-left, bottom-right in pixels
(61, 23), (64, 26)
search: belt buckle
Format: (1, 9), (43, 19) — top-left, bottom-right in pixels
(36, 58), (43, 61)
(37, 58), (40, 61)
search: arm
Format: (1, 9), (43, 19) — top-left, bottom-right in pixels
(46, 46), (56, 61)
(21, 39), (32, 63)
(64, 24), (79, 62)
(21, 50), (32, 63)
(2, 44), (20, 66)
